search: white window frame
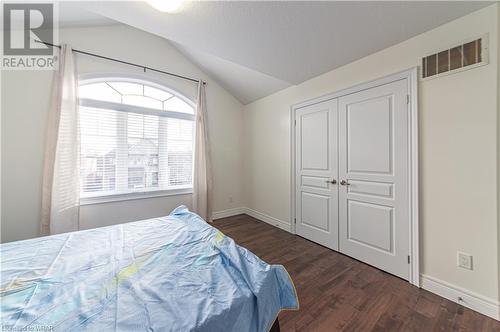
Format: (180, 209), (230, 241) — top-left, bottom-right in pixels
(78, 74), (196, 205)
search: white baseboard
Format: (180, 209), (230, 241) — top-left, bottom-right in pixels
(212, 207), (246, 220)
(243, 207), (292, 233)
(420, 274), (499, 321)
(213, 207), (292, 233)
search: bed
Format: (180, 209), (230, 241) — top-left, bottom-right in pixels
(0, 206), (298, 331)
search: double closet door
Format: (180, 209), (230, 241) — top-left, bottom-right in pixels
(295, 79), (410, 280)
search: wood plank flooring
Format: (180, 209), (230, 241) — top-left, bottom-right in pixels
(212, 214), (500, 332)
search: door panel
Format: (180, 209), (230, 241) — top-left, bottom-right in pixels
(347, 96), (393, 174)
(347, 200), (394, 253)
(339, 79), (409, 280)
(295, 99), (338, 250)
(301, 192), (330, 231)
(347, 180), (394, 198)
(301, 110), (329, 170)
(301, 176), (330, 189)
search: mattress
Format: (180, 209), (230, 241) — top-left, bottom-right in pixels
(0, 206), (298, 331)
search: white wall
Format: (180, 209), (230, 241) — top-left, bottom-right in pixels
(1, 24), (244, 242)
(497, 3), (500, 306)
(243, 4), (499, 303)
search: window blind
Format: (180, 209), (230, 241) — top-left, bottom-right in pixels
(78, 80), (195, 198)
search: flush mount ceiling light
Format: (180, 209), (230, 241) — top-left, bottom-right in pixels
(147, 0), (185, 13)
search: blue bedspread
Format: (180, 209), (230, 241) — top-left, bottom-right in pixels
(0, 206), (298, 331)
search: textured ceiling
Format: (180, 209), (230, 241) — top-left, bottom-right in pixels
(73, 1), (491, 104)
(58, 2), (116, 28)
(171, 41), (292, 104)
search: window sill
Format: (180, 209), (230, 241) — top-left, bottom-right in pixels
(79, 188), (193, 206)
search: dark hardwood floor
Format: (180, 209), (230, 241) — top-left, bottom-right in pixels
(212, 214), (500, 332)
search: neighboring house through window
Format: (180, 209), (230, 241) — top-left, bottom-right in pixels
(78, 77), (195, 202)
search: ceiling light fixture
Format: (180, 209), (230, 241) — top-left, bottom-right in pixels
(147, 0), (185, 13)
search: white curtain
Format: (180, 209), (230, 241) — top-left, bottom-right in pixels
(192, 82), (214, 222)
(40, 44), (80, 235)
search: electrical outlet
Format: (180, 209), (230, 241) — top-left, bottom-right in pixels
(228, 196), (233, 204)
(457, 252), (473, 270)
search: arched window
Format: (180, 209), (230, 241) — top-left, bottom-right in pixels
(78, 78), (195, 201)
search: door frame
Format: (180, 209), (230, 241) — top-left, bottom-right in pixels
(290, 67), (419, 286)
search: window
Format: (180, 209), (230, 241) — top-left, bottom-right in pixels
(78, 78), (195, 201)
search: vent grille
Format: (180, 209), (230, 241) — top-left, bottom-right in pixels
(422, 36), (487, 79)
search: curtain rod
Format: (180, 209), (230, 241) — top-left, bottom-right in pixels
(35, 39), (206, 85)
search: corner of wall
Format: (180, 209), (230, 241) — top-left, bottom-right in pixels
(241, 102), (254, 211)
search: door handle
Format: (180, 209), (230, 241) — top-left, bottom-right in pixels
(325, 179), (337, 184)
(340, 180), (350, 186)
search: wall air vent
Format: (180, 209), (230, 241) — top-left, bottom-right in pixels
(421, 35), (488, 79)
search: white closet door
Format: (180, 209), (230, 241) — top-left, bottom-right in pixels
(338, 79), (410, 280)
(295, 99), (339, 250)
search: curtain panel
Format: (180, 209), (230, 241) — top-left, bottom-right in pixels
(192, 82), (213, 222)
(40, 44), (80, 235)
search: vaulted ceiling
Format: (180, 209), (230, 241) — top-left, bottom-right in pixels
(68, 1), (491, 104)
